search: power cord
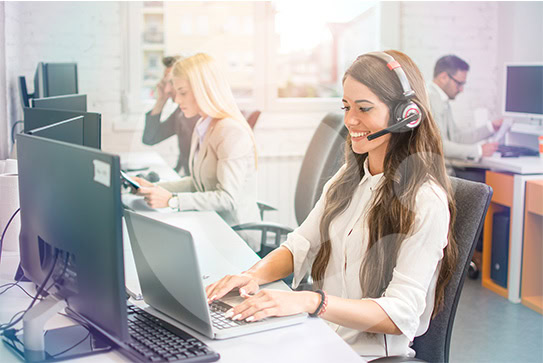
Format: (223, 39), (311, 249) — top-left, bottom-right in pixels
(0, 251), (59, 332)
(0, 208), (21, 263)
(0, 280), (36, 299)
(11, 120), (24, 144)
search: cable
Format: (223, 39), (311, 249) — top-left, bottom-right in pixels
(50, 331), (91, 358)
(11, 120), (24, 144)
(0, 251), (59, 332)
(1, 282), (37, 300)
(44, 253), (70, 293)
(0, 208), (21, 263)
(0, 275), (25, 294)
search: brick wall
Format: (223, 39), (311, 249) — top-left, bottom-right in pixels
(4, 1), (123, 149)
(400, 1), (500, 126)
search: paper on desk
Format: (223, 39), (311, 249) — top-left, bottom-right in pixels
(122, 218), (143, 300)
(490, 118), (514, 142)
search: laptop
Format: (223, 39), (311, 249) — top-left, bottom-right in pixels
(124, 210), (307, 339)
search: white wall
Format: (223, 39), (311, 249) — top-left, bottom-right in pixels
(0, 2), (9, 159)
(400, 1), (500, 126)
(496, 2), (543, 112)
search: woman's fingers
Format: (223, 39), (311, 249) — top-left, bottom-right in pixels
(135, 186), (154, 197)
(228, 295), (276, 322)
(132, 176), (153, 187)
(206, 275), (241, 302)
(239, 279), (259, 297)
(206, 274), (258, 303)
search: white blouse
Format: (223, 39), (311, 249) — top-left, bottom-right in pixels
(282, 159), (450, 358)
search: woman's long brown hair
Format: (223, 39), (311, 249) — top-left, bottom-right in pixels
(311, 50), (457, 317)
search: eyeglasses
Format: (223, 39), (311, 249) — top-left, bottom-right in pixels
(447, 73), (466, 87)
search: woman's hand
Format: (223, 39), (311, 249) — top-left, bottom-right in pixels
(225, 290), (319, 322)
(132, 176), (154, 188)
(136, 185), (173, 208)
(205, 273), (260, 303)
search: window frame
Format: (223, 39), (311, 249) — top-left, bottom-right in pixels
(118, 1), (387, 128)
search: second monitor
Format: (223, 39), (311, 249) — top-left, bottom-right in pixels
(24, 107), (101, 149)
(31, 94), (87, 112)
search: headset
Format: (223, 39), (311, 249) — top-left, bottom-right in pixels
(365, 52), (423, 141)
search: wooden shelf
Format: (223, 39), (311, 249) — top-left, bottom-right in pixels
(482, 171), (514, 298)
(521, 179), (543, 314)
(521, 296), (543, 315)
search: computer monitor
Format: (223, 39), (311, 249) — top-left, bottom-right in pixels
(26, 116), (84, 145)
(503, 63), (543, 119)
(12, 133), (128, 359)
(33, 62), (78, 99)
(18, 76), (31, 108)
(24, 107), (101, 149)
(31, 94), (87, 112)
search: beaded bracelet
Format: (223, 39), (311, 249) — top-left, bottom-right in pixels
(309, 289), (327, 317)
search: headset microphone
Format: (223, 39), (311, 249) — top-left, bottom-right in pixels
(367, 113), (420, 141)
(364, 52), (423, 142)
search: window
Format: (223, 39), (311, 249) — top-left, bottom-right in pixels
(122, 1), (380, 118)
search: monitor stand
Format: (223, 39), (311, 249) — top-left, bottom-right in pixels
(1, 295), (112, 362)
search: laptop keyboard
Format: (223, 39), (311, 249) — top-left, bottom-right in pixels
(126, 304), (219, 362)
(209, 300), (253, 330)
(497, 145), (539, 157)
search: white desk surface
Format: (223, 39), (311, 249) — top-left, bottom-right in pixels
(0, 150), (364, 362)
(451, 155), (543, 174)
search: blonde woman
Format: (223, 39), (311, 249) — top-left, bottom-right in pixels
(135, 53), (261, 251)
(206, 51), (458, 359)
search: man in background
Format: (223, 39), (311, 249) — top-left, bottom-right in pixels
(428, 55), (503, 163)
(142, 56), (200, 175)
(429, 55), (504, 279)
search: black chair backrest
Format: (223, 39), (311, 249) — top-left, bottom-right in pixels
(294, 113), (347, 225)
(412, 177), (492, 362)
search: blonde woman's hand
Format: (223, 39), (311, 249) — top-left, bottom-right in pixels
(224, 290), (320, 322)
(132, 176), (154, 187)
(205, 273), (260, 304)
(136, 185), (172, 208)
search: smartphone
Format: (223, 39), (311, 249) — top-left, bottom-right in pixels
(120, 170), (141, 190)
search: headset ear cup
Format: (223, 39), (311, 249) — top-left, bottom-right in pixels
(394, 101), (422, 132)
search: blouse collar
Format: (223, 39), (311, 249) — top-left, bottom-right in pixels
(359, 157), (384, 190)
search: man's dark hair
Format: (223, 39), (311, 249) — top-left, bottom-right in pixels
(162, 55), (181, 68)
(433, 55), (470, 78)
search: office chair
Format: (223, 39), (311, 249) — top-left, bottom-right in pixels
(232, 112), (348, 257)
(370, 177), (493, 363)
(241, 110), (262, 130)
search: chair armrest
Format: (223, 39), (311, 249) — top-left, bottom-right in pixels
(231, 222), (294, 258)
(256, 201), (277, 220)
(232, 221), (293, 234)
(369, 356), (426, 362)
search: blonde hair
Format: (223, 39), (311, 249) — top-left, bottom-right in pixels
(172, 53), (257, 166)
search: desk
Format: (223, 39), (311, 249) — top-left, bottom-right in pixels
(451, 155), (543, 175)
(0, 152), (364, 363)
(0, 250), (363, 363)
(451, 155), (543, 303)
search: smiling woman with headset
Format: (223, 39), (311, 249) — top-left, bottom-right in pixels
(205, 50), (458, 359)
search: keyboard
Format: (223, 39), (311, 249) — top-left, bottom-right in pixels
(209, 300), (252, 330)
(497, 145), (539, 157)
(126, 304), (220, 362)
